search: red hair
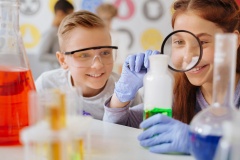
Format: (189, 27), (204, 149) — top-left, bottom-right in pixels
(171, 0), (240, 124)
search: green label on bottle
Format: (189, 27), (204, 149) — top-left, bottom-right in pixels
(144, 107), (172, 120)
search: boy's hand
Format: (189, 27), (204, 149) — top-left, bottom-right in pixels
(114, 50), (160, 102)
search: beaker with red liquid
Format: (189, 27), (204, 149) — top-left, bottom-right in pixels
(0, 0), (36, 145)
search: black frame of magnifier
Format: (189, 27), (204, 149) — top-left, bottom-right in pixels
(160, 30), (203, 72)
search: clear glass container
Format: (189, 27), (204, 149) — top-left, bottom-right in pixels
(214, 111), (240, 160)
(189, 33), (238, 160)
(0, 0), (36, 145)
(20, 88), (92, 160)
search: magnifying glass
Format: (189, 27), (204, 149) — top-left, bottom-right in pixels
(161, 30), (203, 72)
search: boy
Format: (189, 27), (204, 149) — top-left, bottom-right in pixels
(35, 10), (143, 120)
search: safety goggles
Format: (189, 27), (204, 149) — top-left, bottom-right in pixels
(64, 46), (118, 68)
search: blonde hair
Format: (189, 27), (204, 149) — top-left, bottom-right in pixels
(96, 3), (118, 19)
(58, 10), (105, 49)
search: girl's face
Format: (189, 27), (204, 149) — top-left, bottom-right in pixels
(173, 12), (224, 87)
(58, 27), (113, 97)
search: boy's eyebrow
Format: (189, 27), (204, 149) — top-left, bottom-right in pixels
(64, 46), (118, 55)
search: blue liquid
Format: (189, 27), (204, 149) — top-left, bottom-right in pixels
(189, 131), (221, 160)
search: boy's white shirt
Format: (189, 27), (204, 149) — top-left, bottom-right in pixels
(35, 68), (143, 120)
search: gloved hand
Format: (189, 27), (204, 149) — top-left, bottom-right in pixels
(138, 114), (190, 154)
(114, 50), (160, 102)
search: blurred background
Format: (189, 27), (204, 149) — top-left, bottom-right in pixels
(19, 0), (240, 80)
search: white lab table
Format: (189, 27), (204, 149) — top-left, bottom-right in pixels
(0, 119), (195, 160)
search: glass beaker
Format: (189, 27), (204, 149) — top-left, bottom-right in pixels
(189, 33), (238, 160)
(0, 0), (36, 145)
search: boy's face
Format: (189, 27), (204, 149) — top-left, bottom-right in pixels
(57, 26), (113, 97)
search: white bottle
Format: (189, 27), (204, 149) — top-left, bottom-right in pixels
(143, 54), (173, 119)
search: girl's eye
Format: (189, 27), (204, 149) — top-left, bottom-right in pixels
(173, 40), (184, 45)
(200, 41), (207, 45)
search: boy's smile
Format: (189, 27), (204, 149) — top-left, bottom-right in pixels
(87, 73), (103, 78)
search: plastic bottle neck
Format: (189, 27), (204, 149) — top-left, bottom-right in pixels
(149, 54), (169, 74)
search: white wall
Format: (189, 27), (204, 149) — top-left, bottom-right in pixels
(19, 0), (174, 79)
(20, 0), (174, 54)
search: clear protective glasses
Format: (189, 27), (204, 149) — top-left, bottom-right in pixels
(64, 46), (118, 68)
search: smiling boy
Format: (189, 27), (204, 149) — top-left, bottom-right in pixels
(35, 10), (143, 120)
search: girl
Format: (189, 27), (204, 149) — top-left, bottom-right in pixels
(103, 0), (240, 154)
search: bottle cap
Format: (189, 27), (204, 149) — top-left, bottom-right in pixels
(149, 54), (169, 72)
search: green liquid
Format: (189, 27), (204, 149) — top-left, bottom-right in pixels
(144, 107), (172, 120)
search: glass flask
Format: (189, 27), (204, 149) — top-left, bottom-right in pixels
(213, 111), (240, 160)
(189, 33), (238, 160)
(0, 0), (36, 145)
(143, 55), (173, 119)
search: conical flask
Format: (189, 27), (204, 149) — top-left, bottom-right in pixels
(0, 0), (36, 145)
(189, 33), (238, 160)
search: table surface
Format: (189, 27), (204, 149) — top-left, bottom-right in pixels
(0, 119), (195, 160)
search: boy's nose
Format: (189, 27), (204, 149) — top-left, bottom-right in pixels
(91, 55), (104, 68)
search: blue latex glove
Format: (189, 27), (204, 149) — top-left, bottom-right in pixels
(114, 50), (160, 102)
(138, 114), (190, 154)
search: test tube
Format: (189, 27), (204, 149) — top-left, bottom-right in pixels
(23, 88), (87, 160)
(78, 139), (84, 160)
(53, 89), (66, 128)
(47, 90), (66, 160)
(71, 138), (84, 160)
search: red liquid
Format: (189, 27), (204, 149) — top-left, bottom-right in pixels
(0, 66), (35, 145)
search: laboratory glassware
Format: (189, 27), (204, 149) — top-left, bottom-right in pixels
(189, 33), (238, 160)
(0, 0), (36, 145)
(21, 88), (92, 160)
(213, 111), (240, 160)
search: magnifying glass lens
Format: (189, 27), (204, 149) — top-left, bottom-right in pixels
(161, 30), (202, 72)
